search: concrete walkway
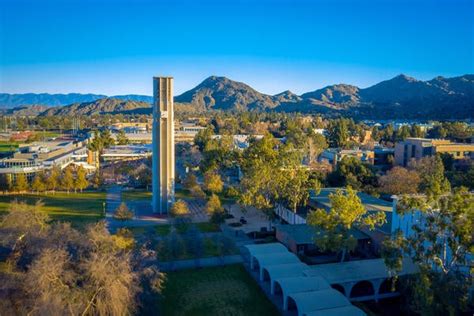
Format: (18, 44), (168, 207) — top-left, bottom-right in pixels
(105, 186), (169, 232)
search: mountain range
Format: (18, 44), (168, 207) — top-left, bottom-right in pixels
(1, 74), (473, 119)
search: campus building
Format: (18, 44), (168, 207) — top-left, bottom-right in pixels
(0, 139), (97, 182)
(394, 137), (474, 167)
(319, 148), (375, 166)
(274, 188), (394, 253)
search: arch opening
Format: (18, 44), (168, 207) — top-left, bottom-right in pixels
(350, 280), (374, 298)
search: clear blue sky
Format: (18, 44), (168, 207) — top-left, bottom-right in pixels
(0, 0), (472, 95)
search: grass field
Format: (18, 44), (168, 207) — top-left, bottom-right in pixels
(122, 188), (192, 201)
(159, 265), (279, 316)
(0, 142), (19, 152)
(0, 191), (106, 229)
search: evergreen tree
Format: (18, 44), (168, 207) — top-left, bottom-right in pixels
(114, 202), (134, 221)
(327, 119), (349, 148)
(116, 130), (129, 145)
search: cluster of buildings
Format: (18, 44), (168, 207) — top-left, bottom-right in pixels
(317, 137), (474, 171)
(394, 137), (474, 167)
(0, 137), (98, 183)
(247, 184), (471, 315)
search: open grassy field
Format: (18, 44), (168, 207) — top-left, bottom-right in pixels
(159, 265), (279, 316)
(0, 141), (19, 152)
(0, 191), (106, 229)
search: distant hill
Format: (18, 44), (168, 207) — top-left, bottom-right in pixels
(354, 74), (474, 119)
(4, 105), (51, 116)
(301, 84), (360, 108)
(174, 76), (278, 111)
(111, 95), (154, 103)
(0, 93), (106, 108)
(3, 74), (473, 119)
(40, 98), (151, 116)
(273, 90), (302, 103)
(0, 93), (152, 109)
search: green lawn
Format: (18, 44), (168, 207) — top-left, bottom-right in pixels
(122, 188), (192, 201)
(128, 222), (221, 237)
(156, 235), (239, 261)
(121, 190), (152, 201)
(159, 265), (279, 316)
(0, 142), (19, 152)
(0, 191), (106, 229)
(155, 222), (221, 236)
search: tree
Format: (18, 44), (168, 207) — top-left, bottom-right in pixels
(408, 156), (450, 197)
(88, 130), (115, 162)
(116, 130), (129, 145)
(169, 200), (190, 217)
(183, 173), (198, 190)
(0, 174), (12, 193)
(410, 124), (425, 138)
(46, 166), (60, 194)
(13, 173), (29, 193)
(203, 170), (223, 194)
(31, 172), (46, 194)
(239, 135), (283, 222)
(307, 187), (386, 262)
(114, 202), (134, 221)
(382, 188), (473, 314)
(92, 170), (102, 189)
(190, 184), (206, 199)
(135, 166), (151, 189)
(307, 132), (328, 163)
(74, 166), (89, 193)
(327, 156), (377, 191)
(327, 119), (349, 148)
(194, 127), (213, 152)
(395, 125), (411, 141)
(100, 129), (115, 148)
(0, 201), (164, 316)
(379, 166), (421, 195)
(61, 168), (74, 194)
(427, 124), (447, 139)
(280, 167), (321, 212)
(206, 193), (223, 215)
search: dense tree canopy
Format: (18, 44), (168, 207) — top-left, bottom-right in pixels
(0, 201), (163, 315)
(307, 188), (386, 262)
(379, 166), (421, 195)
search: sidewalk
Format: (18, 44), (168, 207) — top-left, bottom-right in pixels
(105, 185), (169, 232)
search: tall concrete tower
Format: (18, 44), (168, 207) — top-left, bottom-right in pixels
(152, 77), (175, 214)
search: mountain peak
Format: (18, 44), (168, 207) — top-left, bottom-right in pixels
(175, 76), (277, 110)
(273, 90), (301, 103)
(392, 74), (417, 82)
